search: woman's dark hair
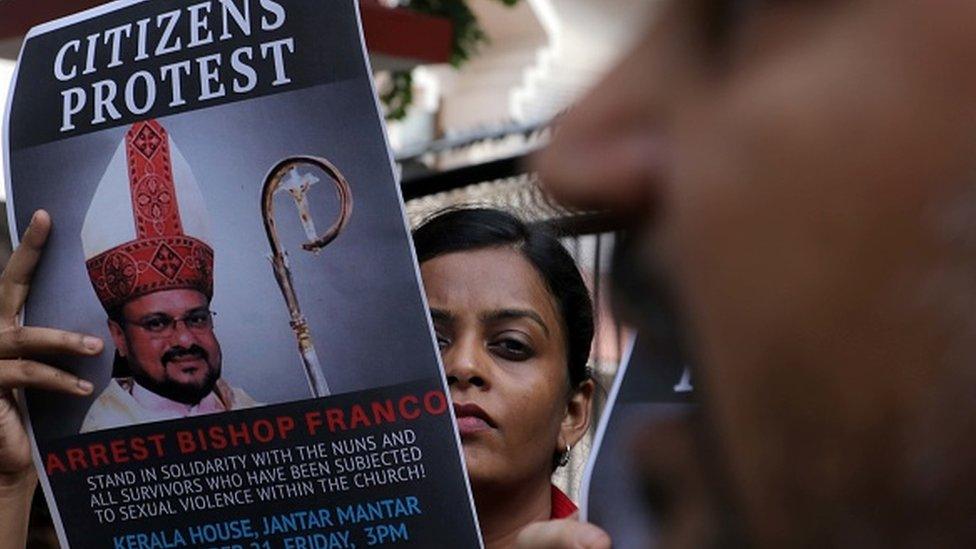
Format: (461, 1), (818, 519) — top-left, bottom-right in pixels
(413, 208), (594, 387)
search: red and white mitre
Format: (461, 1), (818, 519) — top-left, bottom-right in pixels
(82, 119), (214, 312)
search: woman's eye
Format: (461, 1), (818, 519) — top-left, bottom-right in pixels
(490, 338), (534, 361)
(435, 333), (451, 350)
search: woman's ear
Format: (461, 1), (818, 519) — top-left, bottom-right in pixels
(558, 379), (595, 450)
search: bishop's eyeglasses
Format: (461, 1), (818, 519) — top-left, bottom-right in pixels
(121, 309), (217, 338)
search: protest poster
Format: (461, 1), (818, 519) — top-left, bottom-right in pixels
(3, 0), (482, 547)
(580, 336), (695, 546)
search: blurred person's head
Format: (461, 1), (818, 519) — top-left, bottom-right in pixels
(536, 1), (976, 546)
(414, 208), (594, 539)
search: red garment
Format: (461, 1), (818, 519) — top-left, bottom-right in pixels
(550, 485), (578, 519)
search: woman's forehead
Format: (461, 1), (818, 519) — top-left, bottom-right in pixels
(421, 247), (563, 324)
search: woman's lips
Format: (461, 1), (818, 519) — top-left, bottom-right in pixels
(453, 402), (496, 436)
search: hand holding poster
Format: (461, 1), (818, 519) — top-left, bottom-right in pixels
(3, 1), (482, 547)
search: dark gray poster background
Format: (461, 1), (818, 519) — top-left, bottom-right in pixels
(8, 0), (361, 147)
(583, 337), (695, 547)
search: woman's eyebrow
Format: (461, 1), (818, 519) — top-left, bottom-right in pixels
(429, 308), (454, 323)
(480, 309), (550, 338)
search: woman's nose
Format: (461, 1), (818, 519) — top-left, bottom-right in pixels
(444, 341), (489, 390)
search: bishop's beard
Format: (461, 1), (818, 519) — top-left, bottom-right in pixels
(130, 344), (220, 406)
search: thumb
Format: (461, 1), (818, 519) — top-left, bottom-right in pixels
(515, 516), (612, 549)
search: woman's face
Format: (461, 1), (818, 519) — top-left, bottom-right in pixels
(420, 246), (588, 489)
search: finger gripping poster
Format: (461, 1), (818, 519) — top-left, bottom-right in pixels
(3, 1), (482, 547)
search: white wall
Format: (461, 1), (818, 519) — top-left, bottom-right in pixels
(429, 0), (656, 133)
(0, 59), (14, 201)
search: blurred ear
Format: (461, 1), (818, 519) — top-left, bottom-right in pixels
(108, 319), (128, 358)
(559, 379), (595, 450)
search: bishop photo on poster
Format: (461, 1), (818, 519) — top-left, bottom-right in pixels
(3, 1), (481, 547)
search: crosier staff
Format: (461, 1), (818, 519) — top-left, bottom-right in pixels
(261, 156), (353, 397)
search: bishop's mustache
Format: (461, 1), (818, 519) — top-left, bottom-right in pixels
(161, 345), (209, 365)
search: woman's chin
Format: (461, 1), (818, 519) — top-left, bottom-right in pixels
(462, 446), (500, 485)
